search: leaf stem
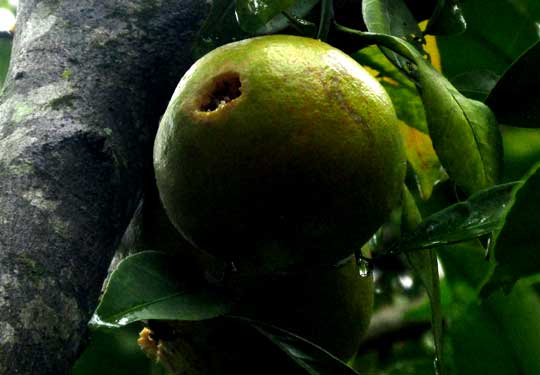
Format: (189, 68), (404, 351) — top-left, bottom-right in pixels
(317, 0), (334, 41)
(281, 11), (316, 37)
(334, 23), (422, 61)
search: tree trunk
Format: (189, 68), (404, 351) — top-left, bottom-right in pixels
(0, 1), (209, 373)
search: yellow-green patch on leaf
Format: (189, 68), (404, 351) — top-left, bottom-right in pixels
(399, 121), (448, 200)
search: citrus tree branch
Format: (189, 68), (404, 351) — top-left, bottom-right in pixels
(0, 1), (209, 373)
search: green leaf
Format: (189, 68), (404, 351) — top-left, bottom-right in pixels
(449, 287), (540, 375)
(353, 45), (445, 199)
(193, 0), (319, 57)
(417, 62), (503, 194)
(353, 45), (428, 133)
(486, 41), (540, 128)
(438, 242), (540, 375)
(91, 251), (231, 328)
(361, 0), (422, 45)
(481, 162), (540, 296)
(281, 11), (318, 37)
(401, 185), (444, 375)
(424, 0), (466, 36)
(362, 0), (424, 75)
(237, 317), (361, 375)
(367, 31), (503, 194)
(255, 0), (320, 35)
(235, 0), (322, 35)
(338, 27), (503, 194)
(438, 241), (490, 290)
(437, 0), (540, 88)
(397, 182), (518, 252)
(192, 0), (251, 59)
(449, 69), (498, 102)
(235, 0), (297, 33)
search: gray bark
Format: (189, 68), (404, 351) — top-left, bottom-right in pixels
(0, 1), (209, 373)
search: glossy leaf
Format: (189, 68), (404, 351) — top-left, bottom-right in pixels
(237, 317), (361, 375)
(255, 0), (319, 35)
(397, 182), (518, 252)
(235, 0), (297, 33)
(438, 242), (540, 375)
(486, 41), (540, 128)
(401, 185), (444, 374)
(481, 162), (540, 296)
(353, 46), (445, 199)
(424, 0), (466, 36)
(437, 0), (540, 93)
(450, 69), (498, 102)
(280, 12), (317, 36)
(235, 0), (321, 35)
(362, 0), (424, 75)
(418, 61), (503, 194)
(192, 0), (251, 58)
(91, 251), (231, 328)
(362, 0), (421, 37)
(353, 45), (428, 133)
(340, 27), (503, 194)
(194, 0), (320, 57)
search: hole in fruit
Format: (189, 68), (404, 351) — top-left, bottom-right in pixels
(199, 72), (242, 112)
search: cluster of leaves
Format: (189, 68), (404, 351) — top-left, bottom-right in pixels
(77, 0), (540, 374)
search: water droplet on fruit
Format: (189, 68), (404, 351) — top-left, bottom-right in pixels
(357, 257), (370, 277)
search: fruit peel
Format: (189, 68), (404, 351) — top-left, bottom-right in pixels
(154, 35), (406, 271)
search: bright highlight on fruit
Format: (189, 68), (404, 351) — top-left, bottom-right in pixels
(154, 35), (406, 271)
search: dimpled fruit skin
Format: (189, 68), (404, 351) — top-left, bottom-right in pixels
(154, 35), (406, 269)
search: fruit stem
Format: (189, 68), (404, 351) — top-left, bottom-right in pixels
(333, 23), (425, 75)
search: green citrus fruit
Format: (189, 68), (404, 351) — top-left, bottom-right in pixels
(118, 178), (220, 275)
(230, 256), (373, 361)
(142, 259), (373, 373)
(154, 35), (406, 270)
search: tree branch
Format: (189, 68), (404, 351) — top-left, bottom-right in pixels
(0, 1), (209, 373)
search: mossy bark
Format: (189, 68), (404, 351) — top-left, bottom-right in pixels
(0, 1), (209, 373)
